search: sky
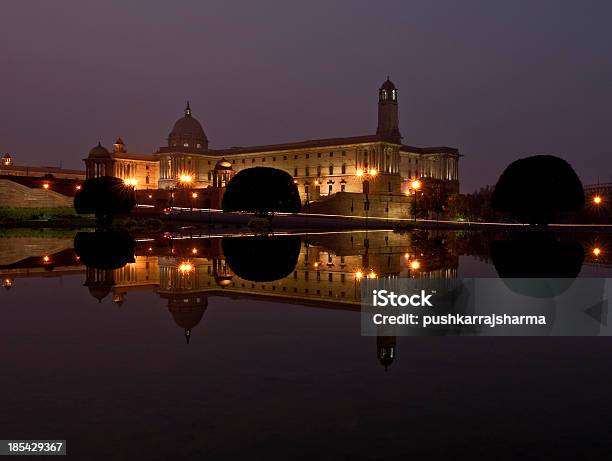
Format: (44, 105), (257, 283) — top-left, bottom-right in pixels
(1, 0), (611, 192)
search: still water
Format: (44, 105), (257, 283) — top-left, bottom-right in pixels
(1, 229), (612, 459)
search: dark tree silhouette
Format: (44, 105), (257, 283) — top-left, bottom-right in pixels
(222, 236), (301, 282)
(74, 231), (136, 270)
(222, 167), (301, 214)
(491, 155), (584, 225)
(74, 176), (136, 226)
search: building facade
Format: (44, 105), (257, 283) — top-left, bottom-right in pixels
(84, 79), (460, 210)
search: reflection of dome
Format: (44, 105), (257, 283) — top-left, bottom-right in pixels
(88, 285), (111, 303)
(88, 142), (111, 159)
(168, 102), (208, 151)
(214, 158), (233, 171)
(168, 295), (208, 343)
(380, 77), (397, 91)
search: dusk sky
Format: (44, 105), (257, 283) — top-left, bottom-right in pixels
(1, 0), (611, 192)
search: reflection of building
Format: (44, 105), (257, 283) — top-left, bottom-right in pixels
(84, 79), (460, 215)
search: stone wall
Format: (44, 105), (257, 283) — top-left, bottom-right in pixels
(305, 191), (411, 219)
(0, 179), (73, 208)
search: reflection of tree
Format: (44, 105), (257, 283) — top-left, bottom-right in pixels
(491, 232), (583, 278)
(222, 236), (301, 282)
(408, 231), (459, 274)
(74, 231), (135, 270)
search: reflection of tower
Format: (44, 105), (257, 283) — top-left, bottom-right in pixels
(376, 336), (397, 370)
(84, 267), (116, 303)
(167, 295), (208, 344)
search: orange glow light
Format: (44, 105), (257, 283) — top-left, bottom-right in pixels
(43, 255), (50, 263)
(42, 183), (50, 189)
(192, 192), (198, 199)
(367, 271), (377, 279)
(593, 196), (603, 205)
(410, 260), (421, 270)
(355, 270), (364, 281)
(411, 179), (422, 190)
(369, 168), (378, 177)
(178, 261), (194, 274)
(356, 169), (364, 177)
(593, 247), (602, 257)
(192, 248), (198, 255)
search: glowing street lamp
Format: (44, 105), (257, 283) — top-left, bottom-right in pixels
(410, 179), (422, 222)
(178, 174), (193, 186)
(355, 270), (364, 281)
(178, 261), (194, 274)
(410, 259), (421, 270)
(593, 247), (602, 257)
(593, 195), (603, 205)
(355, 169), (364, 177)
(124, 178), (138, 187)
(369, 168), (378, 177)
(42, 183), (50, 190)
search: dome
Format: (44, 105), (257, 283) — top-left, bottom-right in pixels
(168, 102), (208, 151)
(214, 158), (233, 171)
(2, 153), (11, 159)
(88, 142), (111, 159)
(380, 77), (397, 91)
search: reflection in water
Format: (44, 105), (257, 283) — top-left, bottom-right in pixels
(4, 229), (610, 365)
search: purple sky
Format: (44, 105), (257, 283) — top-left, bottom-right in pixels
(1, 0), (611, 192)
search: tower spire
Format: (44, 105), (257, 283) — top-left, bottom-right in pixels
(185, 101), (191, 117)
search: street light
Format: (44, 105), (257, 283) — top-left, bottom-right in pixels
(593, 195), (603, 205)
(410, 179), (422, 222)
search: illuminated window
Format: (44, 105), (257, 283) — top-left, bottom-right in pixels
(183, 143), (189, 147)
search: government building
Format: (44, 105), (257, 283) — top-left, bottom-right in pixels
(84, 78), (460, 216)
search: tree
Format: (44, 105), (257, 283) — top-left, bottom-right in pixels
(222, 167), (301, 215)
(491, 155), (584, 226)
(74, 176), (136, 226)
(418, 177), (449, 219)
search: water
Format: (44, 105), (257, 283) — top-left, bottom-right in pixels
(1, 229), (612, 459)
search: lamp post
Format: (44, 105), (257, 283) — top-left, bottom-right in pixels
(410, 179), (422, 222)
(356, 168), (378, 236)
(178, 174), (193, 212)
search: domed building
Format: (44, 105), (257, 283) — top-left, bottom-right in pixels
(86, 79), (460, 216)
(167, 102), (208, 151)
(2, 153), (13, 166)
